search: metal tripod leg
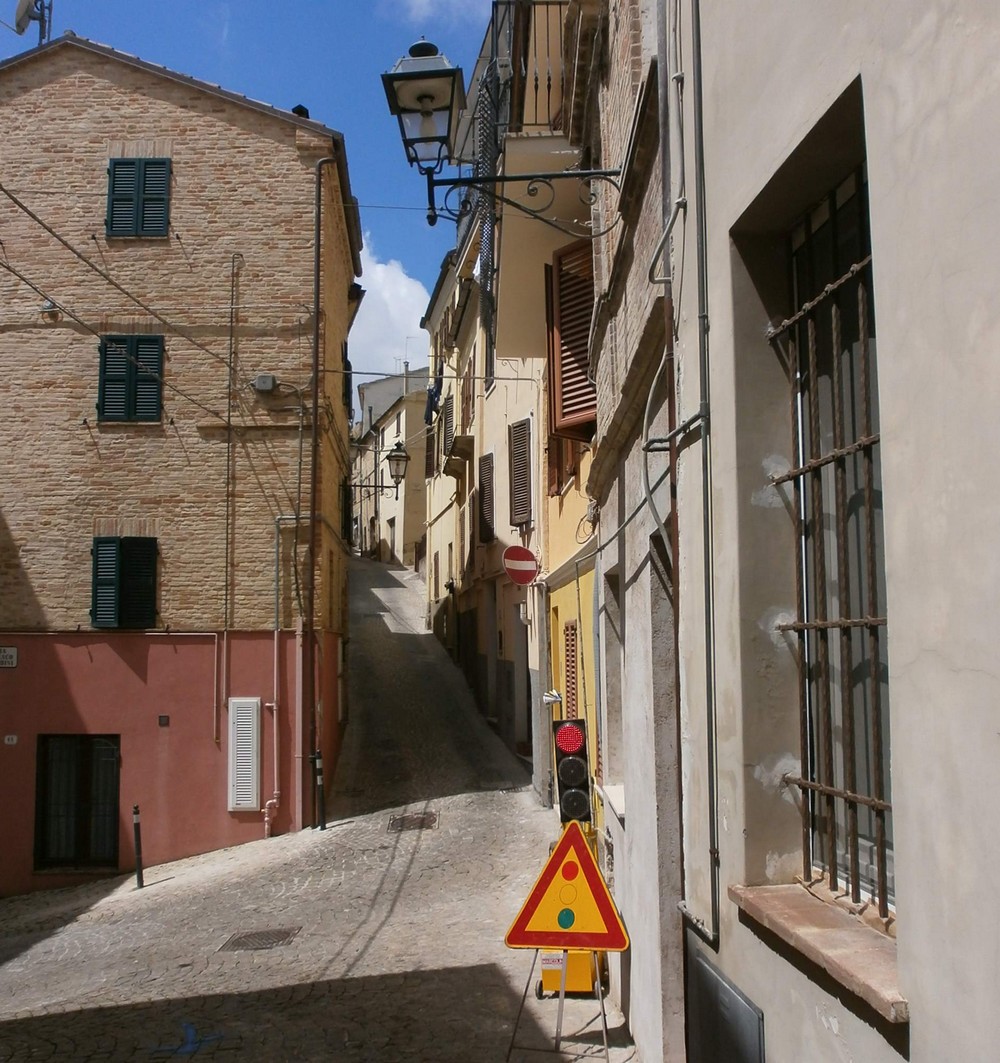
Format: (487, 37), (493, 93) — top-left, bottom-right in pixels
(554, 949), (569, 1049)
(593, 950), (610, 1063)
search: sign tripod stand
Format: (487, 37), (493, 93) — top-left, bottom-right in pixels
(503, 821), (629, 1060)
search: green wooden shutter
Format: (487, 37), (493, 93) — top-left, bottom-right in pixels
(91, 537), (121, 628)
(139, 159), (171, 236)
(133, 336), (163, 421)
(98, 338), (130, 421)
(119, 537), (157, 629)
(106, 158), (170, 237)
(107, 159), (139, 236)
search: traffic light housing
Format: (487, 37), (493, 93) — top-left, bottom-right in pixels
(552, 718), (591, 824)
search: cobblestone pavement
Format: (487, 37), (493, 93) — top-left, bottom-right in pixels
(0, 558), (637, 1062)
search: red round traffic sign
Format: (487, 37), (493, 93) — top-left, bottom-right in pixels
(502, 545), (539, 585)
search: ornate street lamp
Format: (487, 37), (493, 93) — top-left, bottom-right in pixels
(385, 441), (411, 497)
(382, 40), (621, 233)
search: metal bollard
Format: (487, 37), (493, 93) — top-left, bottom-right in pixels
(132, 804), (144, 888)
(315, 751), (326, 831)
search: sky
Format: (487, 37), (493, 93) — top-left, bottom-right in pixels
(0, 0), (492, 381)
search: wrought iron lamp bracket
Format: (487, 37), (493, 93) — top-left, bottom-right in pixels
(425, 168), (623, 239)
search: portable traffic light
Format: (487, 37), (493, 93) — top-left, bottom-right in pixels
(552, 718), (591, 824)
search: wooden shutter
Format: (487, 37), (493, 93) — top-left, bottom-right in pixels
(98, 338), (130, 421)
(564, 621), (579, 719)
(133, 336), (163, 421)
(106, 158), (170, 237)
(341, 480), (353, 543)
(443, 393), (455, 455)
(119, 537), (157, 628)
(342, 347), (353, 415)
(139, 159), (171, 236)
(107, 159), (139, 237)
(478, 454), (495, 543)
(99, 335), (162, 421)
(509, 419), (531, 526)
(548, 241), (597, 440)
(425, 427), (435, 479)
(91, 537), (121, 628)
(228, 697), (261, 810)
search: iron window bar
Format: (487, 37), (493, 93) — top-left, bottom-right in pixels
(768, 224), (892, 919)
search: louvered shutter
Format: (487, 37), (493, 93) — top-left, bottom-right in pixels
(509, 419), (531, 526)
(107, 159), (139, 237)
(478, 454), (495, 543)
(98, 338), (130, 421)
(424, 427), (435, 479)
(119, 537), (157, 628)
(139, 159), (171, 236)
(133, 337), (163, 421)
(443, 393), (455, 455)
(228, 697), (261, 810)
(564, 621), (579, 720)
(549, 241), (597, 440)
(91, 537), (121, 628)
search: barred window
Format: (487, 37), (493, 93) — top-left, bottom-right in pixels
(767, 166), (892, 916)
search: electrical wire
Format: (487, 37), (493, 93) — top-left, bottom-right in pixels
(0, 256), (229, 425)
(0, 182), (251, 383)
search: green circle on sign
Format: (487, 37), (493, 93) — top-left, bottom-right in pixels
(558, 908), (575, 930)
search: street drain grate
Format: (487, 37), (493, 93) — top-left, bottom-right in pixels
(218, 927), (301, 952)
(387, 811), (438, 833)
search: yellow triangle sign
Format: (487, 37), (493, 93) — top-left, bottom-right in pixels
(505, 821), (629, 952)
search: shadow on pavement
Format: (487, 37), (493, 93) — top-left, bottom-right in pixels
(0, 874), (131, 970)
(0, 962), (630, 1062)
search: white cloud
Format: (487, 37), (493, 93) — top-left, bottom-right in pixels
(350, 237), (431, 384)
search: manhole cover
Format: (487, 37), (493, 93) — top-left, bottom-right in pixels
(387, 812), (439, 833)
(218, 927), (301, 952)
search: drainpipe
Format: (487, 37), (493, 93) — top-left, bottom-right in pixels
(307, 153), (337, 826)
(680, 0), (721, 949)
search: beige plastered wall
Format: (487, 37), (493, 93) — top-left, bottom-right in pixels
(672, 4), (1000, 1061)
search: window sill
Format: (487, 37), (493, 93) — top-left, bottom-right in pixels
(729, 882), (908, 1024)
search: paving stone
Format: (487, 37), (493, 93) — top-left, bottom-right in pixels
(0, 559), (637, 1062)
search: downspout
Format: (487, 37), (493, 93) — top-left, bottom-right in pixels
(219, 253), (244, 743)
(681, 0), (721, 948)
(307, 153), (337, 826)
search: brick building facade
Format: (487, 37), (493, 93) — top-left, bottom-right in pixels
(0, 35), (361, 897)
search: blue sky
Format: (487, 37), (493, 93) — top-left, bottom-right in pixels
(0, 0), (492, 377)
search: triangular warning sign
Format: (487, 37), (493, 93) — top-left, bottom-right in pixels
(505, 821), (629, 952)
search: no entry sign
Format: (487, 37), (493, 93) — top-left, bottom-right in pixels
(502, 545), (539, 586)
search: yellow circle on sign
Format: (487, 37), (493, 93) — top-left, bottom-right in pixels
(559, 884), (578, 904)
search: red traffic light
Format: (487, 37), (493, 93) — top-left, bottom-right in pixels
(554, 721), (585, 755)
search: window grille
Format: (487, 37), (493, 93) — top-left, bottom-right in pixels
(766, 167), (892, 916)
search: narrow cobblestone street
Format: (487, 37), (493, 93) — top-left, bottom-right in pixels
(0, 558), (636, 1062)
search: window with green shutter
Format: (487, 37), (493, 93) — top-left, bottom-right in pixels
(98, 335), (163, 422)
(91, 537), (158, 629)
(106, 158), (171, 237)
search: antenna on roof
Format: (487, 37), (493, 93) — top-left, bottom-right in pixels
(14, 0), (52, 46)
